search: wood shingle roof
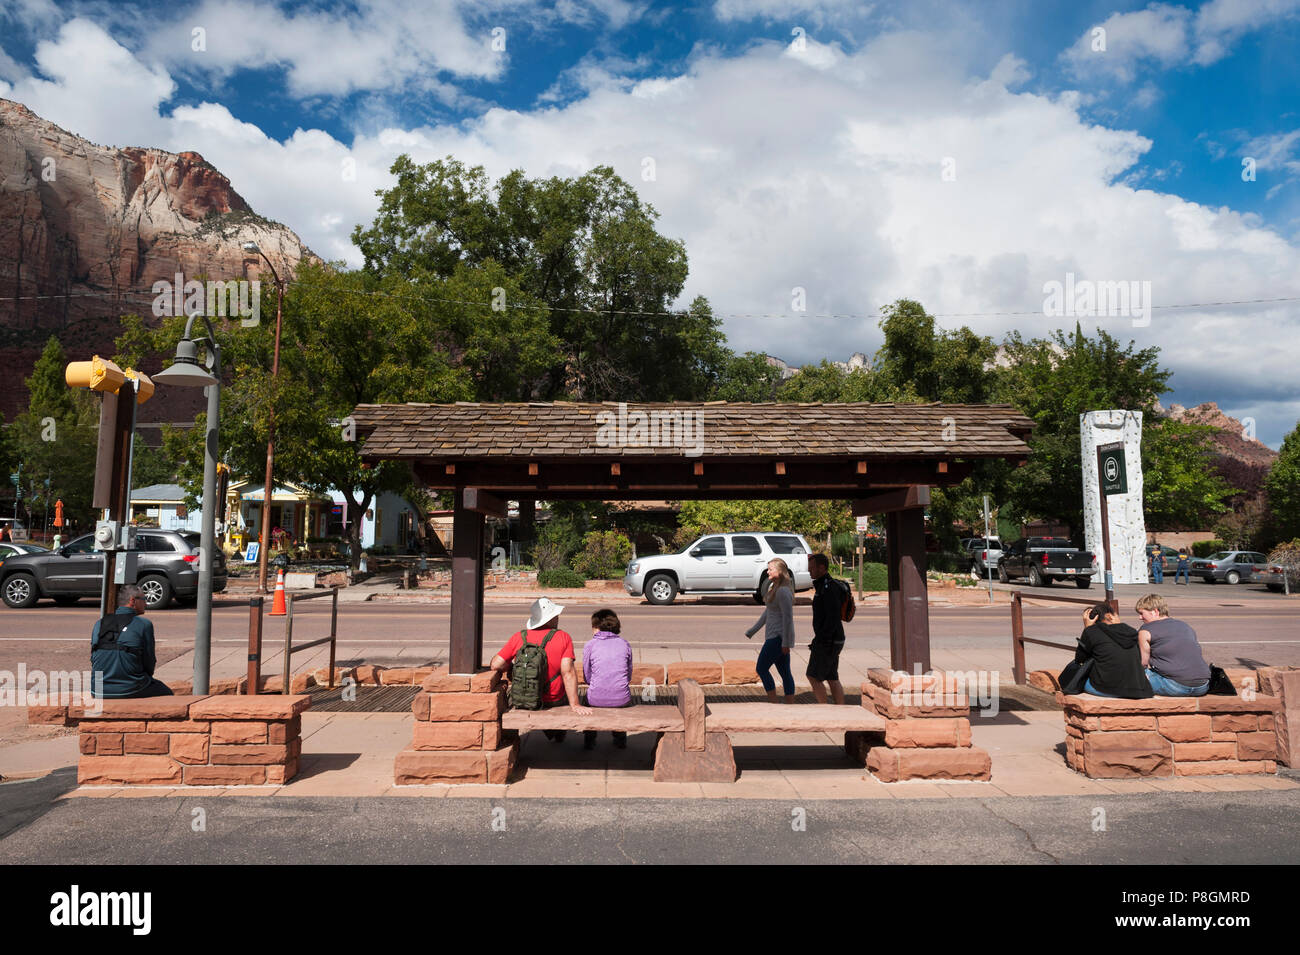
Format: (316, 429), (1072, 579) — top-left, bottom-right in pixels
(351, 402), (1034, 460)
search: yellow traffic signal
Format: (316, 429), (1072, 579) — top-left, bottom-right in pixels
(123, 369), (154, 404)
(65, 356), (126, 393)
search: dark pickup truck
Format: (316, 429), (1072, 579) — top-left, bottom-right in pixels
(997, 537), (1097, 588)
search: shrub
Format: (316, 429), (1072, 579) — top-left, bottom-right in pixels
(533, 518), (580, 571)
(537, 567), (587, 589)
(1266, 540), (1300, 591)
(845, 561), (888, 592)
(570, 530), (633, 579)
(1192, 539), (1227, 558)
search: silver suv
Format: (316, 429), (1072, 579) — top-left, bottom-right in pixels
(624, 532), (815, 605)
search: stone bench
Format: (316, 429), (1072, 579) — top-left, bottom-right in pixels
(77, 695), (311, 786)
(398, 667), (998, 785)
(504, 686), (892, 782)
(1059, 692), (1282, 778)
(503, 707), (686, 734)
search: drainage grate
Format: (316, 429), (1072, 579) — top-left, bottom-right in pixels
(307, 684), (421, 712)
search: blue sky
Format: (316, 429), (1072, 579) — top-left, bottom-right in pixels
(2, 0), (1299, 445)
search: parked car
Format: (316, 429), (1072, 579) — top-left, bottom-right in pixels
(997, 537), (1096, 588)
(624, 532), (814, 605)
(962, 537), (1003, 576)
(0, 541), (50, 562)
(1250, 563), (1290, 593)
(0, 529), (227, 609)
(1190, 551), (1269, 585)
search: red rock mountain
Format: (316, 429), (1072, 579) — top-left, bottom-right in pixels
(0, 97), (312, 426)
(1162, 401), (1278, 498)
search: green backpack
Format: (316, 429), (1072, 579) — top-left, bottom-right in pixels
(509, 628), (558, 710)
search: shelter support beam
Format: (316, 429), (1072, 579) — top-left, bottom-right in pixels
(450, 490), (485, 674)
(885, 505), (931, 673)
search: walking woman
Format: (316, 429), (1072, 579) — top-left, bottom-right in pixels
(745, 557), (797, 702)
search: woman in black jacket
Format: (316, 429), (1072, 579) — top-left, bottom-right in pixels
(1073, 603), (1154, 699)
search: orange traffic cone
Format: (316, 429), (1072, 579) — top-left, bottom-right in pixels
(269, 568), (287, 616)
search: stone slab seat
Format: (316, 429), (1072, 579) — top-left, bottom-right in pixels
(703, 703), (886, 734)
(502, 706), (685, 733)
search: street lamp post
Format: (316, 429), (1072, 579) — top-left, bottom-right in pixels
(154, 317), (221, 695)
(242, 241), (285, 594)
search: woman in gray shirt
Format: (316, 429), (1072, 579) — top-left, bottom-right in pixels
(746, 557), (797, 702)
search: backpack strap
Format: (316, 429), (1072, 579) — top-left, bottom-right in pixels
(92, 615), (142, 656)
(538, 628), (563, 687)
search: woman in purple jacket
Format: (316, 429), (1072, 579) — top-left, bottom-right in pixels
(582, 608), (634, 749)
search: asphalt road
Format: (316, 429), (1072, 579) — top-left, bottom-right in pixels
(1, 768), (1297, 864)
(1, 592), (1296, 664)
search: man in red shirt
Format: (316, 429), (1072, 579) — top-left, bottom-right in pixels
(490, 597), (590, 741)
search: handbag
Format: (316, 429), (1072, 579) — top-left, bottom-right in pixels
(1206, 665), (1238, 696)
(1059, 657), (1095, 695)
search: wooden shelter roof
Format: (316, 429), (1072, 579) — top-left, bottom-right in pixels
(352, 401), (1034, 460)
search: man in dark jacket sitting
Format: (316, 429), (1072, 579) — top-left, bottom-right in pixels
(1073, 603), (1153, 699)
(90, 585), (173, 699)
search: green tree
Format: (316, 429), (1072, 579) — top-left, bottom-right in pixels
(353, 156), (726, 400)
(994, 324), (1171, 538)
(710, 351), (785, 402)
(874, 300), (994, 403)
(676, 500), (853, 545)
(10, 337), (100, 529)
(872, 300), (999, 549)
(1265, 424), (1300, 540)
(119, 262), (484, 569)
(128, 443), (178, 489)
(1141, 420), (1234, 530)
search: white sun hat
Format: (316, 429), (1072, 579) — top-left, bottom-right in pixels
(525, 596), (565, 631)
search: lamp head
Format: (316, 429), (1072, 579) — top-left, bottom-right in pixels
(153, 338), (217, 388)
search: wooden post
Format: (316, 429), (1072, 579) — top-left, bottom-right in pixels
(856, 529), (863, 599)
(450, 492), (486, 674)
(885, 505), (932, 673)
(518, 498), (535, 562)
(103, 382), (137, 613)
(247, 596), (263, 695)
(1011, 593), (1025, 685)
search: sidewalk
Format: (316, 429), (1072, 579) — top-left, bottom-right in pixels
(9, 708), (1292, 800)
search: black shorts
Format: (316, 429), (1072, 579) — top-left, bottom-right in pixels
(806, 639), (845, 682)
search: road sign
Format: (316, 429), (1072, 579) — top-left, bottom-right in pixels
(1097, 442), (1128, 495)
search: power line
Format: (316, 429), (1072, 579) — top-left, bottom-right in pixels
(1, 280), (1297, 322)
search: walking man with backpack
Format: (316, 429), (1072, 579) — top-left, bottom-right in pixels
(489, 597), (590, 740)
(806, 553), (849, 704)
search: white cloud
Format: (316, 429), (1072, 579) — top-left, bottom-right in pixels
(1061, 4), (1191, 83)
(4, 10), (1299, 442)
(1192, 0), (1300, 64)
(714, 0), (869, 25)
(1062, 0), (1300, 82)
(4, 18), (175, 147)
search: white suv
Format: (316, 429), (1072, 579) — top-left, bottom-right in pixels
(624, 532), (815, 605)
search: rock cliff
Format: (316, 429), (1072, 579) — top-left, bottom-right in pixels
(0, 98), (312, 423)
